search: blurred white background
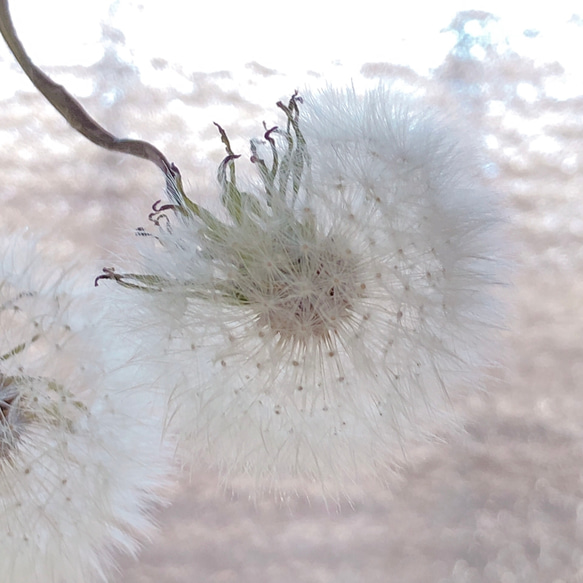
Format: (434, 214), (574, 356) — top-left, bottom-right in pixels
(2, 1), (583, 582)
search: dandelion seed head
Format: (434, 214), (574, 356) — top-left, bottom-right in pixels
(119, 87), (506, 499)
(0, 232), (172, 583)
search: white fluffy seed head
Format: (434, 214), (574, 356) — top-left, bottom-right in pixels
(125, 86), (506, 500)
(0, 232), (172, 582)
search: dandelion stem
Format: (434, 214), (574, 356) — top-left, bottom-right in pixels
(0, 0), (200, 212)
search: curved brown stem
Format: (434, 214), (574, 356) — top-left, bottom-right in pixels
(0, 0), (171, 175)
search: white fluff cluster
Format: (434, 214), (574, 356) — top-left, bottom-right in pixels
(0, 232), (171, 583)
(115, 87), (505, 498)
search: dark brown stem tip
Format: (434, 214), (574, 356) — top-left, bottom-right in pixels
(94, 267), (119, 287)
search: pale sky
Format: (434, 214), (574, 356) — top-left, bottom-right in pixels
(5, 0), (583, 95)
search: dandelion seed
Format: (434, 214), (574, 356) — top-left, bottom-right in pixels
(109, 87), (505, 499)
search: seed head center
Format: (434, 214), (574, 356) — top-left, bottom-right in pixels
(248, 240), (359, 343)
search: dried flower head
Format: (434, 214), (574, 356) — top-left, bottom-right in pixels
(101, 87), (506, 498)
